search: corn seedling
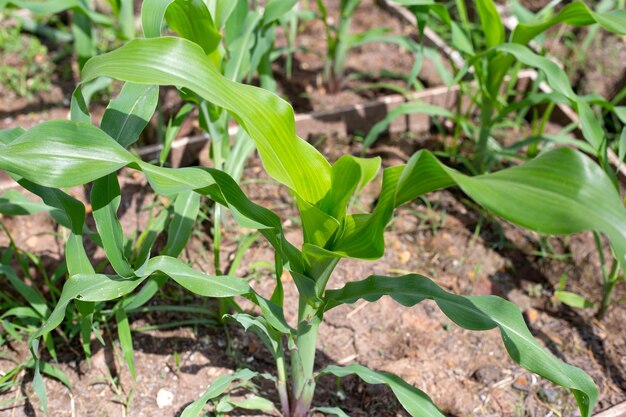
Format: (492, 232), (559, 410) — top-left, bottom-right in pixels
(1, 31), (626, 415)
(364, 0), (626, 173)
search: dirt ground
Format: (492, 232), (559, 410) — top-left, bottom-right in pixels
(1, 131), (625, 417)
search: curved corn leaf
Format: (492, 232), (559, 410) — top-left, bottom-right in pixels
(141, 0), (176, 37)
(29, 255), (252, 342)
(324, 275), (598, 416)
(80, 37), (331, 203)
(0, 190), (52, 216)
(164, 0), (222, 55)
(0, 120), (134, 187)
(0, 120), (303, 270)
(318, 364), (444, 417)
(330, 148), (626, 275)
(181, 369), (261, 417)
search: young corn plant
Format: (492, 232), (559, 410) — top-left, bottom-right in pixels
(2, 36), (626, 416)
(141, 0), (298, 304)
(368, 0), (626, 173)
(363, 0), (626, 317)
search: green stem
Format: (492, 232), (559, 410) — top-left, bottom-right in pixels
(476, 99), (494, 173)
(597, 258), (620, 320)
(290, 257), (339, 417)
(276, 341), (291, 417)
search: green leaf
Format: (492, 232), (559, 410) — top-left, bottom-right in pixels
(0, 120), (303, 273)
(165, 0), (222, 55)
(181, 369), (261, 417)
(319, 364), (444, 416)
(474, 0), (504, 48)
(229, 395), (275, 411)
(100, 83), (159, 148)
(0, 265), (50, 318)
(512, 2), (626, 45)
(555, 291), (595, 309)
(0, 127), (25, 146)
(80, 37), (331, 203)
(263, 0), (298, 24)
(226, 313), (280, 356)
(115, 307), (136, 379)
(331, 148), (626, 277)
(91, 174), (135, 277)
(163, 190), (201, 257)
(141, 0), (176, 37)
(0, 190), (51, 216)
(324, 275), (598, 416)
(314, 406), (350, 417)
(0, 120), (135, 188)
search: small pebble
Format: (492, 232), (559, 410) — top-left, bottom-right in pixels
(156, 388), (174, 408)
(538, 387), (559, 403)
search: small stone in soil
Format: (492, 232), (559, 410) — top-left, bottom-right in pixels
(471, 364), (503, 385)
(156, 388), (174, 408)
(538, 386), (560, 403)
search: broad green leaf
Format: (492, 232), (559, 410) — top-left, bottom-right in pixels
(324, 275), (598, 416)
(17, 179), (86, 234)
(0, 120), (134, 187)
(331, 148), (626, 277)
(0, 120), (303, 273)
(0, 127), (25, 146)
(141, 0), (176, 37)
(80, 37), (331, 203)
(100, 83), (159, 148)
(263, 0), (298, 24)
(163, 190), (201, 257)
(319, 364), (444, 416)
(229, 396), (275, 411)
(31, 255), (254, 343)
(165, 0), (222, 55)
